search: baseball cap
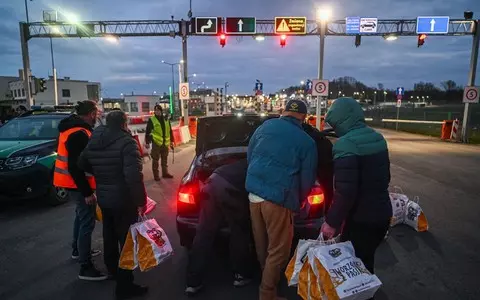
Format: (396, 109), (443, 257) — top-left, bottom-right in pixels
(285, 99), (307, 114)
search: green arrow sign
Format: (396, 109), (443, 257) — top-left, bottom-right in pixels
(225, 17), (256, 34)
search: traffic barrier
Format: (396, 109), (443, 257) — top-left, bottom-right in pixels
(127, 114), (153, 125)
(180, 126), (192, 144)
(188, 117), (197, 138)
(172, 126), (183, 146)
(306, 115), (325, 130)
(133, 134), (144, 157)
(450, 119), (460, 141)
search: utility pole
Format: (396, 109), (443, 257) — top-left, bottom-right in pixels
(461, 20), (479, 143)
(316, 19), (327, 130)
(20, 22), (33, 108)
(224, 82), (229, 113)
(50, 37), (58, 106)
(24, 0), (30, 24)
(181, 20), (189, 125)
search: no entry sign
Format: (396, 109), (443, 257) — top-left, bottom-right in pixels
(312, 80), (329, 97)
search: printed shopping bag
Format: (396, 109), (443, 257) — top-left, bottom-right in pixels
(145, 197), (157, 215)
(95, 204), (102, 222)
(310, 241), (382, 300)
(389, 192), (409, 227)
(297, 258), (325, 300)
(403, 197), (429, 232)
(119, 217), (173, 272)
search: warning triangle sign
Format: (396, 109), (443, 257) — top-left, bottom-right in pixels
(277, 19), (290, 32)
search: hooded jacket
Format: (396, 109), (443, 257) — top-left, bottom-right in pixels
(57, 114), (94, 197)
(325, 97), (392, 228)
(78, 125), (146, 210)
(246, 116), (317, 212)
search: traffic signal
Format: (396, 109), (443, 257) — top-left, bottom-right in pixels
(280, 34), (287, 48)
(417, 34), (427, 47)
(34, 77), (47, 94)
(355, 35), (361, 47)
(219, 33), (226, 48)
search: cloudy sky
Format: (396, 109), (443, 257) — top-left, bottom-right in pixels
(0, 0), (479, 97)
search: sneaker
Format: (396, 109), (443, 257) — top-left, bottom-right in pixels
(116, 284), (149, 300)
(72, 249), (102, 260)
(162, 173), (174, 179)
(185, 285), (203, 297)
(154, 176), (161, 182)
(233, 274), (252, 288)
(78, 264), (108, 281)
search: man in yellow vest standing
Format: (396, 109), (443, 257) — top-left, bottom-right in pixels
(145, 105), (174, 181)
(54, 100), (107, 281)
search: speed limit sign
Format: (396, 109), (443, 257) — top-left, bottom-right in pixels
(312, 80), (329, 97)
(179, 83), (190, 100)
(463, 86), (479, 104)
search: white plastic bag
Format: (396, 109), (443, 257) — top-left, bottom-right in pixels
(309, 241), (382, 300)
(389, 192), (409, 227)
(404, 197), (429, 232)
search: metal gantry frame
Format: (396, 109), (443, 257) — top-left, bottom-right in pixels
(20, 18), (478, 140)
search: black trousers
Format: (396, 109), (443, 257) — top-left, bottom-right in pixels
(186, 174), (254, 287)
(341, 220), (389, 274)
(151, 143), (169, 177)
(102, 206), (138, 285)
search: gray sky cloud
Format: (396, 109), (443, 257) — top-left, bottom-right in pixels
(0, 0), (479, 96)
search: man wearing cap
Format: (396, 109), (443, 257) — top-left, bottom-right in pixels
(246, 99), (317, 300)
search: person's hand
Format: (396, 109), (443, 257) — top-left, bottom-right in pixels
(85, 194), (97, 205)
(320, 222), (336, 240)
(137, 205), (147, 216)
(170, 142), (175, 150)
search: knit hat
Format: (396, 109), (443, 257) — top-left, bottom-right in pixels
(285, 99), (307, 114)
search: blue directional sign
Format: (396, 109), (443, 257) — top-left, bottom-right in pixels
(396, 87), (405, 96)
(416, 16), (450, 34)
(255, 80), (263, 91)
(305, 80), (313, 94)
(346, 17), (361, 34)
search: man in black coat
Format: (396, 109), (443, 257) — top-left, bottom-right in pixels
(78, 110), (148, 300)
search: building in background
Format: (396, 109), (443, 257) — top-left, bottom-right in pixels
(8, 76), (101, 107)
(190, 88), (221, 117)
(0, 76), (20, 114)
(122, 94), (171, 116)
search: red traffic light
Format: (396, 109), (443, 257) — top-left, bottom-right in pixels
(280, 34), (287, 48)
(219, 33), (226, 47)
(417, 34), (427, 47)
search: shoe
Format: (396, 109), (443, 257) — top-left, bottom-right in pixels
(78, 264), (108, 281)
(233, 274), (252, 288)
(162, 173), (174, 179)
(154, 176), (161, 181)
(185, 285), (203, 296)
(116, 284), (149, 300)
(71, 249), (102, 260)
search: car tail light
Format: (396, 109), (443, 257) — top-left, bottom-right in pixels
(307, 186), (324, 205)
(177, 181), (199, 204)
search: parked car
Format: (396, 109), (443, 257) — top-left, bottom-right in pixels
(176, 114), (331, 248)
(0, 110), (71, 205)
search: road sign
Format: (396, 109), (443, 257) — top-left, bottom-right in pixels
(463, 86), (479, 104)
(360, 18), (378, 33)
(193, 17), (219, 34)
(225, 17), (256, 34)
(255, 82), (263, 91)
(179, 83), (190, 100)
(416, 16), (450, 34)
(396, 99), (402, 107)
(346, 17), (361, 34)
(396, 87), (405, 96)
(305, 80), (313, 94)
(274, 17), (307, 35)
(312, 80), (329, 97)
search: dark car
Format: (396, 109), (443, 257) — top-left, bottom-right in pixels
(176, 114), (330, 248)
(0, 110), (71, 205)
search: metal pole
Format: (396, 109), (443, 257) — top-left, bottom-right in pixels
(224, 82), (229, 113)
(316, 20), (326, 130)
(170, 64), (175, 114)
(20, 22), (33, 108)
(461, 20), (479, 143)
(396, 105), (400, 131)
(50, 37), (58, 106)
(182, 35), (189, 125)
(24, 0), (29, 23)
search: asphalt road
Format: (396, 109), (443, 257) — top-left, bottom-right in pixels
(0, 130), (479, 300)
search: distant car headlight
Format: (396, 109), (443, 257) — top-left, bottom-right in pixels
(5, 155), (38, 170)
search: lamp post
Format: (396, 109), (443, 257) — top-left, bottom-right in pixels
(161, 60), (182, 115)
(316, 6), (331, 130)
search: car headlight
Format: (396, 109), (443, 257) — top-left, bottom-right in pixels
(5, 155), (38, 170)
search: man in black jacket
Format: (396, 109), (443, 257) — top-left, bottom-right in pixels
(78, 110), (148, 300)
(185, 158), (255, 296)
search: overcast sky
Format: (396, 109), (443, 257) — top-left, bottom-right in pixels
(1, 0), (479, 97)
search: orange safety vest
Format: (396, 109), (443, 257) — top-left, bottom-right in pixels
(53, 127), (96, 189)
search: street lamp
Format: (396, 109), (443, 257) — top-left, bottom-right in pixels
(316, 7), (331, 21)
(384, 34), (398, 41)
(104, 34), (120, 44)
(64, 12), (80, 24)
(300, 80), (305, 85)
(315, 6), (331, 129)
(161, 60), (182, 114)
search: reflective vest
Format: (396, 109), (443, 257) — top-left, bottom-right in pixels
(150, 116), (171, 146)
(53, 127), (96, 189)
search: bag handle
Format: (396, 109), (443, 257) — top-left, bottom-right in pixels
(137, 215), (149, 222)
(392, 186), (404, 194)
(413, 196), (420, 204)
(316, 233), (340, 245)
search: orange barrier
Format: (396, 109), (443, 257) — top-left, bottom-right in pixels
(179, 117), (185, 127)
(133, 134), (144, 156)
(441, 120), (453, 140)
(306, 115), (325, 131)
(188, 117), (197, 138)
(172, 126), (183, 146)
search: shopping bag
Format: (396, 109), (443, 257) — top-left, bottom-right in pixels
(119, 217), (173, 271)
(145, 197), (157, 215)
(95, 205), (102, 222)
(389, 192), (409, 227)
(310, 241), (382, 300)
(297, 257), (325, 300)
(403, 197), (429, 232)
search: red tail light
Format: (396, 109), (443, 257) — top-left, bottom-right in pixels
(307, 186), (324, 205)
(177, 181), (199, 204)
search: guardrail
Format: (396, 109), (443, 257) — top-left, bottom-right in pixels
(364, 118), (444, 124)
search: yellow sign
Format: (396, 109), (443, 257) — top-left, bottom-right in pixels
(275, 17), (307, 35)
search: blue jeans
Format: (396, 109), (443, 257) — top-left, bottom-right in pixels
(71, 190), (96, 265)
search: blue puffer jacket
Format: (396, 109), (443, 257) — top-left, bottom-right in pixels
(325, 97), (392, 228)
(246, 116), (317, 212)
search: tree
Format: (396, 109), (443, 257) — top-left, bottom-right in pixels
(441, 80), (457, 91)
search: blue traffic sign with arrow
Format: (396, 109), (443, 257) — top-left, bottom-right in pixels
(396, 87), (405, 96)
(416, 16), (449, 34)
